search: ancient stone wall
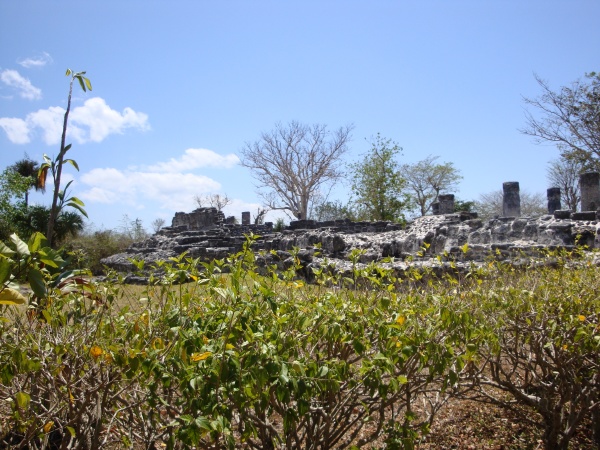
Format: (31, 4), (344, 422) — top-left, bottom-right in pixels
(171, 207), (225, 230)
(101, 177), (600, 280)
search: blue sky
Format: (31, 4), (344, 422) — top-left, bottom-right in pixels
(1, 1), (599, 231)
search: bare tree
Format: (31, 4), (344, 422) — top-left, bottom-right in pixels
(400, 155), (462, 216)
(474, 189), (547, 221)
(521, 72), (600, 171)
(151, 217), (166, 233)
(253, 207), (268, 225)
(241, 121), (353, 220)
(547, 157), (584, 211)
(194, 193), (232, 212)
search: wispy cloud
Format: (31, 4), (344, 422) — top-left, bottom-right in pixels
(17, 52), (53, 69)
(143, 148), (240, 172)
(0, 69), (42, 100)
(79, 148), (242, 216)
(0, 97), (150, 145)
(80, 167), (222, 212)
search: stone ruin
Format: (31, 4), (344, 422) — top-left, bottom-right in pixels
(101, 173), (600, 282)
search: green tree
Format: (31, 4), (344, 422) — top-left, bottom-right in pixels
(0, 168), (30, 240)
(311, 199), (356, 221)
(400, 155), (462, 216)
(39, 69), (91, 248)
(453, 198), (476, 213)
(241, 121), (353, 220)
(521, 72), (600, 171)
(9, 155), (44, 207)
(13, 205), (84, 245)
(349, 134), (410, 221)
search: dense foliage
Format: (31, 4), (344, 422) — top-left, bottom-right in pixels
(348, 134), (411, 222)
(0, 234), (598, 449)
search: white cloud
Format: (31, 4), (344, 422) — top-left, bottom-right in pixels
(17, 52), (53, 69)
(0, 97), (150, 145)
(0, 69), (42, 100)
(79, 167), (221, 212)
(78, 148), (246, 220)
(0, 117), (30, 144)
(70, 97), (150, 143)
(144, 148), (240, 172)
(27, 106), (65, 145)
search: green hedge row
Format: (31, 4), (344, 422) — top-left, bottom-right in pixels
(0, 234), (598, 449)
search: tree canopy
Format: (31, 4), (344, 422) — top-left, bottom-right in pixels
(9, 155), (44, 207)
(0, 167), (30, 240)
(348, 134), (410, 222)
(400, 155), (462, 216)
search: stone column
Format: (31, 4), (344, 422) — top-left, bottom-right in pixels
(438, 194), (455, 214)
(579, 171), (600, 211)
(502, 182), (521, 217)
(547, 187), (561, 214)
(241, 211), (251, 225)
(431, 202), (440, 215)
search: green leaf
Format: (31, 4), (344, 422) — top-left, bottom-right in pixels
(65, 68), (72, 76)
(27, 232), (47, 253)
(28, 269), (47, 299)
(66, 201), (88, 218)
(67, 196), (85, 207)
(66, 426), (76, 437)
(10, 234), (29, 256)
(195, 416), (211, 433)
(84, 77), (92, 91)
(63, 143), (72, 153)
(63, 179), (74, 192)
(0, 241), (15, 257)
(64, 159), (80, 171)
(76, 75), (86, 92)
(0, 288), (26, 305)
(15, 391), (30, 410)
(38, 250), (63, 269)
(0, 258), (11, 285)
(42, 309), (52, 323)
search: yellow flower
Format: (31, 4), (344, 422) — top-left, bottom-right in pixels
(43, 421), (54, 433)
(396, 315), (406, 326)
(191, 351), (212, 362)
(90, 345), (103, 360)
(578, 315), (586, 322)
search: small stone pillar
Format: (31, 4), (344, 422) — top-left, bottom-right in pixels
(547, 187), (561, 214)
(502, 182), (521, 217)
(438, 194), (455, 214)
(579, 171), (600, 211)
(241, 211), (251, 225)
(431, 202), (440, 215)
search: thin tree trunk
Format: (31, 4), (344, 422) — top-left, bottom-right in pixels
(47, 77), (74, 248)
